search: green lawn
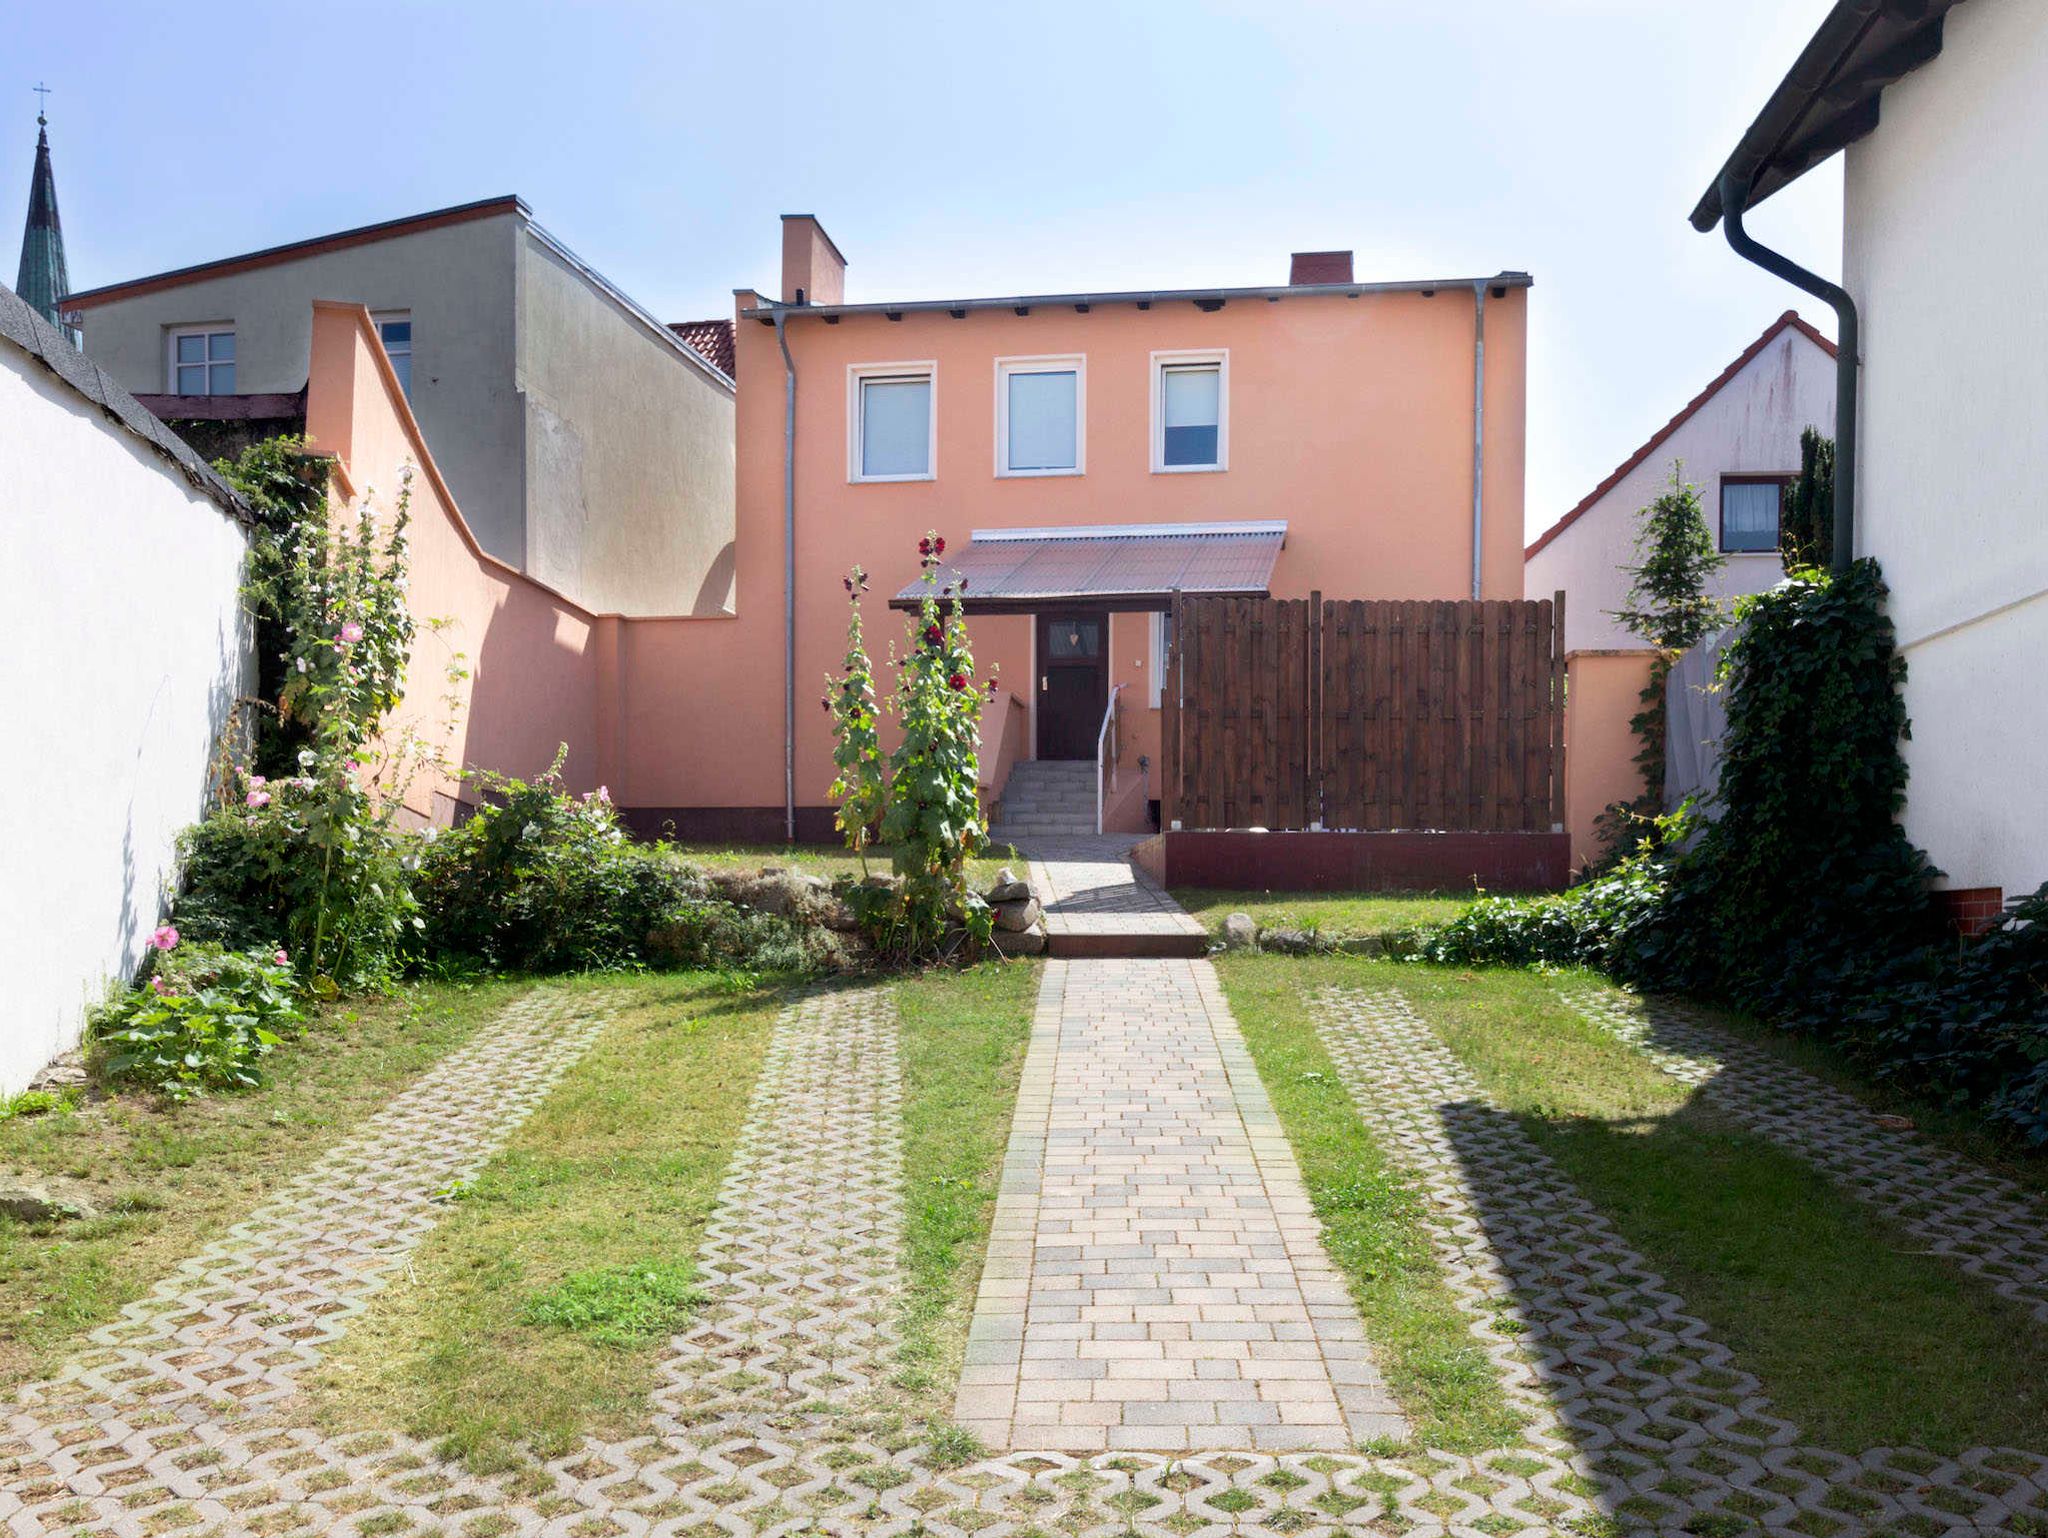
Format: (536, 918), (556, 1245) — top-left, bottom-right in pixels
(314, 959), (1041, 1468)
(1172, 889), (1471, 939)
(895, 960), (1040, 1406)
(1219, 955), (2048, 1456)
(313, 971), (782, 1468)
(0, 979), (529, 1392)
(669, 842), (1025, 892)
(1218, 957), (1526, 1452)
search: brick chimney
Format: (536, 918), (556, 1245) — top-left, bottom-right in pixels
(781, 214), (846, 305)
(1289, 250), (1354, 286)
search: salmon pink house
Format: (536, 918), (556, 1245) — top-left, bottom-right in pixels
(307, 215), (1533, 844)
(620, 216), (1532, 841)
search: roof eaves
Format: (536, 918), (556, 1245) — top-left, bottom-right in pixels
(60, 194), (530, 310)
(1524, 311), (1834, 561)
(739, 271), (1532, 324)
(0, 280), (253, 526)
(1690, 0), (1963, 230)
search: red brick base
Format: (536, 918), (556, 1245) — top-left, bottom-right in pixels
(1937, 886), (2005, 939)
(1131, 830), (1570, 894)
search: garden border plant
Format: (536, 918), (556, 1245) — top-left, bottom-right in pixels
(1417, 558), (2048, 1145)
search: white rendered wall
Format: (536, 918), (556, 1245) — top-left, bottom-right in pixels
(1527, 324), (1834, 653)
(1844, 0), (2048, 899)
(0, 346), (252, 1094)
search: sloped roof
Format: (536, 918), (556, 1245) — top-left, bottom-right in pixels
(0, 279), (250, 523)
(890, 522), (1286, 612)
(1524, 311), (1837, 561)
(668, 317), (735, 378)
(1691, 0), (1966, 230)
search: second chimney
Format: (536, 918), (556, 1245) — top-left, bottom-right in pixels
(781, 214), (847, 305)
(1289, 250), (1354, 286)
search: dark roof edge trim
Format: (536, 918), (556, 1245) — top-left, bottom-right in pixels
(61, 195), (529, 310)
(0, 283), (253, 526)
(1690, 0), (1961, 229)
(739, 271), (1532, 322)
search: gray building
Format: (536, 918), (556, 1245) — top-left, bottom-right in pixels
(62, 195), (736, 617)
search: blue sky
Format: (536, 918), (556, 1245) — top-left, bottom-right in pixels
(6, 0), (1843, 539)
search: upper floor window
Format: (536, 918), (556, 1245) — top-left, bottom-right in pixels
(1720, 475), (1787, 553)
(1152, 351), (1227, 472)
(373, 311), (412, 397)
(169, 327), (234, 395)
(996, 356), (1083, 476)
(849, 362), (936, 482)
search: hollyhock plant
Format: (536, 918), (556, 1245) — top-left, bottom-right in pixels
(826, 564), (887, 867)
(872, 530), (993, 957)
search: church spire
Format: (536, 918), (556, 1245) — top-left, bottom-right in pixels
(17, 88), (78, 343)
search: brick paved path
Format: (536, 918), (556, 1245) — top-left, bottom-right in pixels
(955, 959), (1403, 1453)
(1021, 835), (1207, 946)
(1562, 986), (2048, 1323)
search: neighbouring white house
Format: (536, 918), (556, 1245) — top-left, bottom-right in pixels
(1693, 0), (2047, 913)
(0, 280), (255, 1095)
(1526, 309), (1837, 655)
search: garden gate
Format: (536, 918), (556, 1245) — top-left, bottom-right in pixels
(1160, 592), (1566, 833)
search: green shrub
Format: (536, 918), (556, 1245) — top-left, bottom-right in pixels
(413, 756), (710, 973)
(92, 941), (303, 1100)
(642, 900), (836, 973)
(174, 767), (419, 991)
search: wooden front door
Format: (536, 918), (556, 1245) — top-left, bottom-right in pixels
(1036, 612), (1109, 760)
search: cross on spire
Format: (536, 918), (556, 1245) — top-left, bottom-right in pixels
(33, 82), (50, 125)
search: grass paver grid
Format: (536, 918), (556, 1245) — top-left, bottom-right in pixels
(10, 873), (2048, 1536)
(1308, 982), (2048, 1535)
(1562, 986), (2048, 1323)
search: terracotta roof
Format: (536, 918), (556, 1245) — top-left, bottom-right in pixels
(1524, 311), (1837, 560)
(668, 317), (735, 378)
(61, 195), (527, 310)
(889, 521), (1286, 612)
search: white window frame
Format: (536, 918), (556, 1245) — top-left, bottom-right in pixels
(166, 325), (236, 396)
(1150, 610), (1174, 707)
(994, 354), (1085, 478)
(372, 309), (413, 396)
(1150, 349), (1229, 474)
(847, 361), (938, 483)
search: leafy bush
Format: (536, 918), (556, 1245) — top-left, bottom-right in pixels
(413, 756), (705, 973)
(93, 940), (303, 1100)
(643, 900), (838, 974)
(174, 766), (419, 992)
(1416, 561), (2048, 1144)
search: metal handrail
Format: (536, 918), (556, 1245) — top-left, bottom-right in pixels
(1096, 683), (1124, 836)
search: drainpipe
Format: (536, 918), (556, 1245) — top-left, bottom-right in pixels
(774, 308), (797, 842)
(1469, 282), (1486, 601)
(1717, 170), (1858, 572)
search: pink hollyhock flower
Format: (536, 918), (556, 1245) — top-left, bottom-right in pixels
(149, 975), (168, 995)
(246, 789), (271, 808)
(338, 621), (365, 645)
(148, 925), (179, 951)
(274, 949), (290, 966)
(248, 775), (267, 789)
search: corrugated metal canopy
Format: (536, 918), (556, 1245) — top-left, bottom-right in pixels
(889, 521), (1285, 612)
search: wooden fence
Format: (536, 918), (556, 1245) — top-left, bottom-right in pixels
(1161, 593), (1566, 833)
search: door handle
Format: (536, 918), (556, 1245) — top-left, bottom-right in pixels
(1041, 675), (1049, 692)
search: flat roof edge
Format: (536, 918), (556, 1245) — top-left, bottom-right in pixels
(743, 271), (1532, 322)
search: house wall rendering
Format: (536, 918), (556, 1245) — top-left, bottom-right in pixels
(63, 200), (737, 619)
(71, 207), (530, 564)
(603, 225), (1528, 834)
(0, 295), (252, 1095)
(1526, 314), (1835, 655)
(1843, 0), (2048, 903)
